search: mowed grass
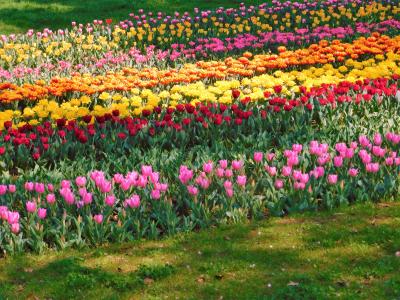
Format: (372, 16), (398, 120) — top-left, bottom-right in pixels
(1, 202), (400, 299)
(0, 0), (266, 34)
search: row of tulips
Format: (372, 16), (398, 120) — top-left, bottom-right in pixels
(1, 131), (399, 254)
(2, 19), (400, 82)
(0, 76), (399, 170)
(1, 33), (399, 106)
(1, 53), (399, 128)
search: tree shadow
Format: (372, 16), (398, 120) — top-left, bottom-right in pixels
(1, 204), (400, 299)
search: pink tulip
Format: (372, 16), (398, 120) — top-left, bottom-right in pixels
(203, 162), (213, 174)
(253, 152), (263, 162)
(232, 160), (243, 170)
(385, 157), (394, 166)
(236, 175), (247, 186)
(7, 211), (19, 224)
(0, 185), (7, 195)
(327, 174), (338, 185)
(61, 180), (71, 189)
(292, 144), (303, 153)
(287, 155), (299, 166)
(24, 182), (34, 191)
(46, 193), (56, 204)
(333, 156), (343, 167)
(187, 185), (198, 196)
(105, 195), (115, 206)
(293, 170), (302, 181)
(0, 206), (8, 220)
(125, 195), (140, 208)
(266, 166), (277, 176)
(225, 188), (234, 198)
(99, 181), (112, 193)
(348, 168), (358, 177)
(10, 223), (20, 234)
(47, 183), (54, 192)
(34, 183), (45, 194)
(113, 173), (124, 184)
(266, 153), (275, 161)
(151, 189), (161, 199)
(366, 163), (380, 173)
(141, 165), (153, 176)
(373, 133), (382, 146)
(293, 182), (305, 190)
(150, 172), (160, 184)
(75, 176), (87, 187)
(37, 208), (47, 219)
(93, 214), (103, 224)
(282, 166), (292, 177)
(274, 179), (284, 189)
(8, 184), (16, 193)
(300, 173), (309, 184)
(26, 201), (36, 213)
(219, 160), (228, 169)
(216, 167), (225, 178)
(359, 135), (370, 148)
(224, 169), (233, 178)
(82, 192), (93, 205)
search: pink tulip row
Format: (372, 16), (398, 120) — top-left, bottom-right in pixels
(178, 132), (400, 199)
(0, 165), (169, 234)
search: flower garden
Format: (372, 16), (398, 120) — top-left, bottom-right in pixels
(0, 0), (400, 252)
(0, 0), (400, 297)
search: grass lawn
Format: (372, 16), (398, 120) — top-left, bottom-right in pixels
(0, 0), (266, 34)
(1, 202), (400, 299)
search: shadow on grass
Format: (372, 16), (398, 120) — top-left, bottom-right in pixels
(0, 0), (265, 34)
(1, 204), (400, 299)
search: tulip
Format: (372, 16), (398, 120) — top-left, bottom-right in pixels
(34, 183), (45, 194)
(0, 185), (7, 195)
(10, 223), (20, 234)
(266, 153), (275, 161)
(126, 195), (140, 208)
(219, 160), (228, 169)
(61, 180), (71, 189)
(203, 162), (213, 174)
(46, 193), (56, 204)
(75, 176), (87, 187)
(7, 211), (19, 224)
(187, 185), (198, 196)
(105, 195), (116, 206)
(37, 208), (47, 219)
(26, 201), (37, 213)
(232, 160), (243, 170)
(8, 184), (16, 193)
(151, 189), (161, 199)
(236, 175), (247, 186)
(82, 192), (93, 205)
(225, 188), (234, 198)
(216, 168), (225, 178)
(327, 174), (338, 185)
(282, 166), (292, 177)
(224, 169), (233, 178)
(348, 168), (358, 177)
(274, 179), (284, 189)
(141, 165), (153, 176)
(253, 152), (263, 163)
(333, 156), (343, 167)
(266, 166), (277, 176)
(24, 182), (34, 191)
(93, 214), (103, 224)
(150, 172), (160, 184)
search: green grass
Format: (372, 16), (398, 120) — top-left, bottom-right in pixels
(1, 202), (400, 299)
(0, 0), (265, 34)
